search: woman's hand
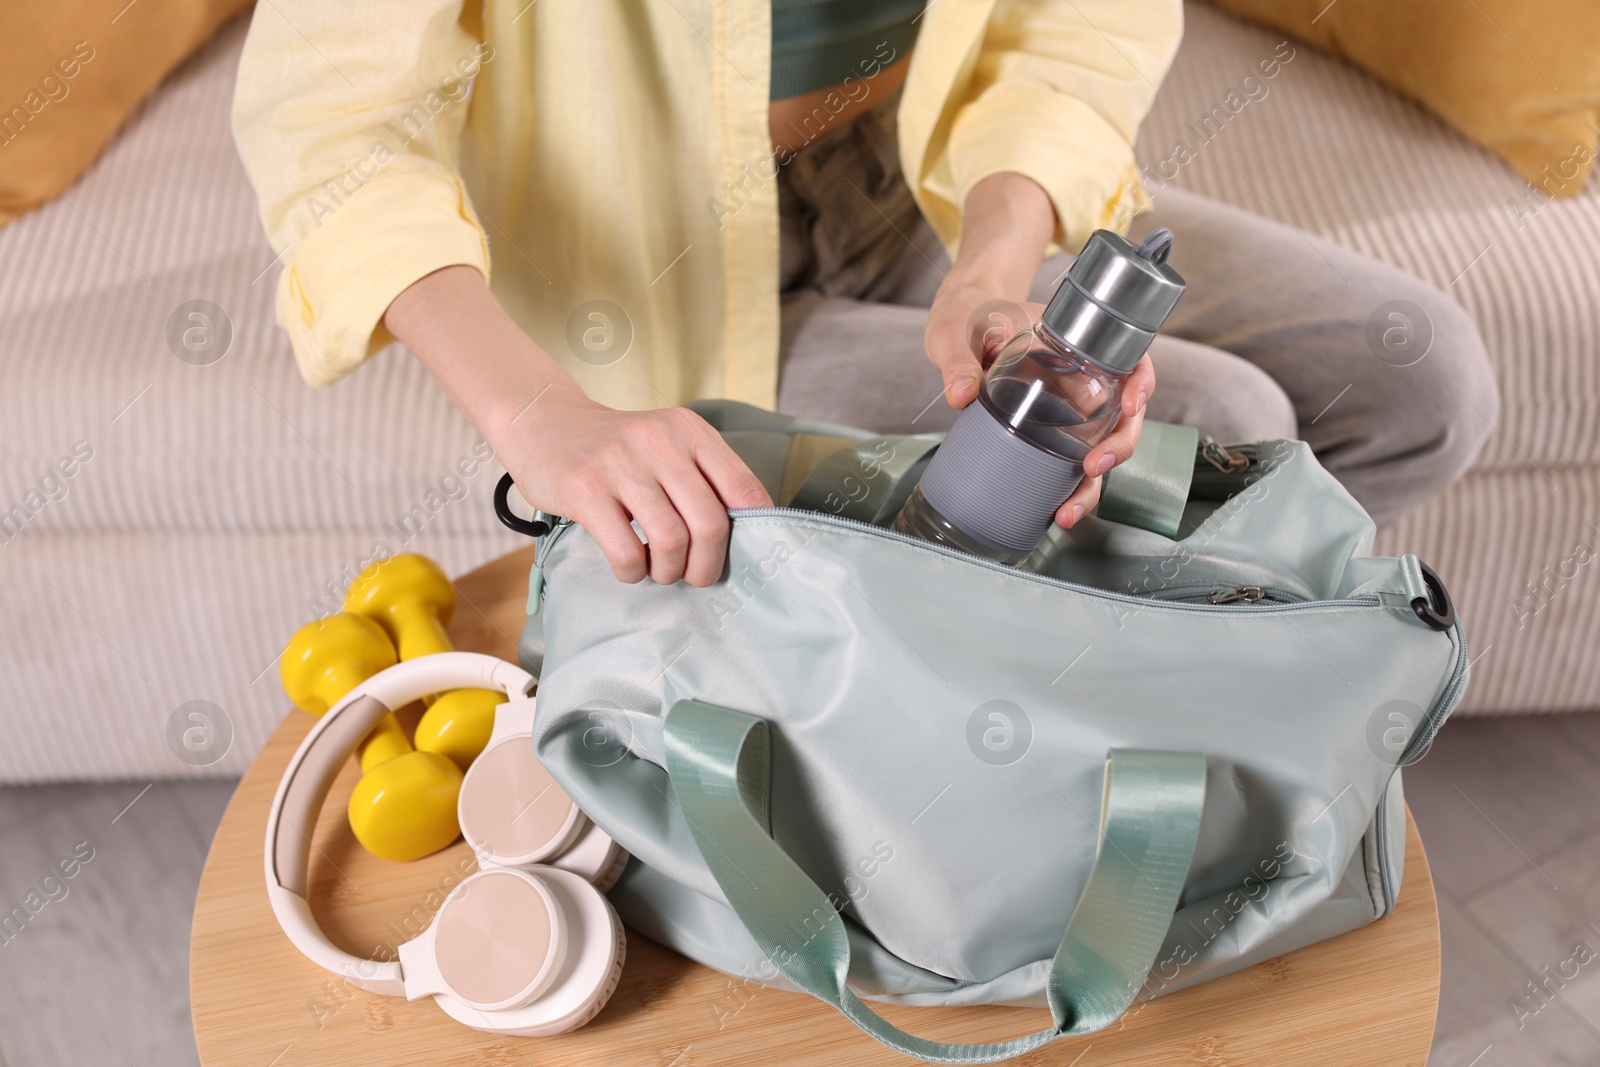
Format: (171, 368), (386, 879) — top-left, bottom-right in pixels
(1052, 352), (1155, 528)
(498, 387), (772, 586)
(385, 266), (771, 587)
(923, 173), (1156, 529)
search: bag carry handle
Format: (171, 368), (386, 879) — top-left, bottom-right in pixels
(1097, 421), (1199, 538)
(663, 699), (1206, 1064)
(788, 433), (943, 524)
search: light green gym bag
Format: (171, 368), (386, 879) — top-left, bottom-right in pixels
(507, 400), (1468, 1063)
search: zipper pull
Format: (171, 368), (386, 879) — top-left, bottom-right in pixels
(1207, 584), (1265, 604)
(1199, 437), (1251, 474)
(527, 517), (574, 616)
(526, 562), (545, 616)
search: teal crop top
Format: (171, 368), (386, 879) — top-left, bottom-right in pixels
(771, 0), (923, 100)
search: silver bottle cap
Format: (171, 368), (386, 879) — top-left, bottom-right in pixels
(1040, 228), (1186, 373)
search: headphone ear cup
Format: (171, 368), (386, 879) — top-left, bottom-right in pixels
(422, 869), (569, 1012)
(428, 868), (626, 1037)
(458, 736), (585, 866)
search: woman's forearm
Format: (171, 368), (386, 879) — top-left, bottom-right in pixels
(944, 172), (1057, 300)
(383, 265), (587, 445)
(923, 171), (1058, 406)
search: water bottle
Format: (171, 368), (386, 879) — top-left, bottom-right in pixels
(891, 227), (1185, 564)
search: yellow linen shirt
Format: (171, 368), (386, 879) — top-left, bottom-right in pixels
(232, 0), (1182, 410)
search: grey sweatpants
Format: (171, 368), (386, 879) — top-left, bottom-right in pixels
(774, 92), (1499, 526)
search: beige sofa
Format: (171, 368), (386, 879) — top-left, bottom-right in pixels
(0, 4), (1594, 782)
(1140, 4), (1599, 717)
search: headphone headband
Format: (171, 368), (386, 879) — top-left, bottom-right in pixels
(263, 652), (536, 993)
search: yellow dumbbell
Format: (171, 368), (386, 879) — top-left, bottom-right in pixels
(344, 554), (503, 770)
(342, 552), (456, 658)
(279, 612), (463, 862)
(410, 687), (504, 771)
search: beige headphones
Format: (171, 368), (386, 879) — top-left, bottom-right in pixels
(265, 652), (628, 1035)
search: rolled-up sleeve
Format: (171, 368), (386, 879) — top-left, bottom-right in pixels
(930, 0), (1183, 254)
(231, 0), (491, 386)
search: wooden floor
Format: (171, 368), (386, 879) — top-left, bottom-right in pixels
(2, 714), (1597, 1067)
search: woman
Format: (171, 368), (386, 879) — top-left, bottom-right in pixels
(233, 0), (1496, 587)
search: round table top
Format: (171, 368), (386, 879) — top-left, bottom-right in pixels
(191, 546), (1441, 1066)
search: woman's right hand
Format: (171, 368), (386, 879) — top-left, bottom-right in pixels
(384, 265), (771, 588)
(498, 385), (772, 586)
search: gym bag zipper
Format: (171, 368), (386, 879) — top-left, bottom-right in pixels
(540, 511), (1348, 615)
(1137, 583), (1305, 605)
(615, 506), (1387, 616)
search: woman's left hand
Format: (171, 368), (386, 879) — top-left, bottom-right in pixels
(1050, 353), (1155, 528)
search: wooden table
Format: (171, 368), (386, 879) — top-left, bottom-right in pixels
(191, 546), (1442, 1066)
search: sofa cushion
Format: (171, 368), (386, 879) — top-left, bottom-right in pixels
(1207, 0), (1600, 195)
(1139, 2), (1600, 472)
(0, 0), (254, 226)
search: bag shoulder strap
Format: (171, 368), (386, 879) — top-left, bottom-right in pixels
(663, 699), (1206, 1064)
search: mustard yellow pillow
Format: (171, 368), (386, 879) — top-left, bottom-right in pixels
(1208, 0), (1600, 196)
(0, 1), (252, 227)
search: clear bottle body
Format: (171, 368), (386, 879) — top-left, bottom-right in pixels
(891, 484), (1030, 565)
(890, 324), (1132, 563)
(982, 323), (1126, 460)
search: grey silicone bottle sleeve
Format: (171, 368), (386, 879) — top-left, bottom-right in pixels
(917, 403), (1087, 556)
